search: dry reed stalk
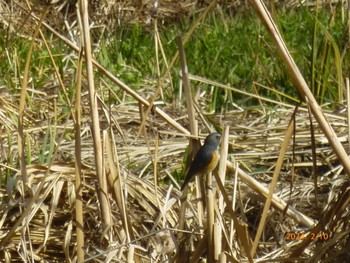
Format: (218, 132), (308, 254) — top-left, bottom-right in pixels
(3, 2), (350, 261)
(38, 22), (76, 124)
(34, 15), (189, 136)
(0, 7), (48, 249)
(177, 36), (205, 234)
(74, 29), (84, 262)
(206, 169), (214, 262)
(17, 7), (49, 187)
(78, 0), (111, 229)
(0, 126), (71, 258)
(153, 132), (160, 197)
(188, 74), (345, 123)
(177, 37), (198, 256)
(250, 0), (350, 176)
(153, 19), (164, 101)
(290, 180), (350, 258)
(154, 21), (174, 100)
(217, 127), (230, 211)
(250, 109), (296, 257)
(219, 253), (227, 263)
(136, 0), (218, 138)
(229, 163), (239, 253)
(105, 132), (139, 261)
(189, 74), (297, 109)
(215, 127), (230, 260)
(306, 98), (320, 214)
(177, 37), (198, 137)
(178, 36), (198, 137)
(229, 164), (315, 228)
(253, 81), (300, 103)
(214, 171), (253, 262)
(347, 78), (350, 153)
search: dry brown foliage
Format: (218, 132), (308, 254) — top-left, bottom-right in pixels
(0, 0), (349, 262)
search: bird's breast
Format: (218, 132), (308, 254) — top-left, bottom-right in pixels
(205, 150), (219, 173)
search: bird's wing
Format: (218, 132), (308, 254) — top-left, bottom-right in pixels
(191, 146), (214, 172)
(181, 146), (216, 190)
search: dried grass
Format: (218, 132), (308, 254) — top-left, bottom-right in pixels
(0, 0), (350, 262)
(1, 73), (349, 262)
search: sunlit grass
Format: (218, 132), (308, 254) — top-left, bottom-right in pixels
(1, 5), (347, 173)
(1, 3), (350, 261)
(97, 6), (349, 110)
(1, 6), (347, 111)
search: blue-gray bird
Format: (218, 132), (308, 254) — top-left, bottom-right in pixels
(181, 132), (221, 191)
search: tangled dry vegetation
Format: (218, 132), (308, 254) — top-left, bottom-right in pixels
(1, 0), (350, 262)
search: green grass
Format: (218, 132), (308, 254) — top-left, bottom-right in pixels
(0, 6), (348, 110)
(97, 6), (349, 110)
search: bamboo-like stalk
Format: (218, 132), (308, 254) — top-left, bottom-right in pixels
(218, 127), (229, 212)
(136, 0), (218, 137)
(74, 32), (85, 262)
(250, 110), (296, 257)
(188, 74), (296, 109)
(346, 78), (350, 154)
(189, 74), (347, 121)
(153, 132), (160, 196)
(213, 223), (221, 261)
(215, 127), (229, 260)
(106, 132), (132, 239)
(229, 163), (239, 251)
(153, 19), (164, 101)
(250, 0), (350, 176)
(226, 163), (315, 228)
(219, 252), (227, 263)
(177, 35), (202, 193)
(178, 35), (203, 234)
(178, 37), (197, 136)
(78, 0), (111, 228)
(213, 171), (253, 262)
(154, 22), (174, 100)
(206, 170), (214, 263)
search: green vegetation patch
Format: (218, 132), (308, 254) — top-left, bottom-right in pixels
(99, 6), (349, 109)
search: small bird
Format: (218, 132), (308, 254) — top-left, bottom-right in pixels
(181, 132), (221, 191)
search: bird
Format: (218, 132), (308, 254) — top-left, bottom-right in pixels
(181, 132), (221, 191)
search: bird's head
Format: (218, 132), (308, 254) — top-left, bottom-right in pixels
(204, 132), (221, 148)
